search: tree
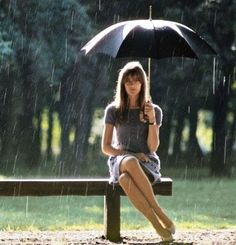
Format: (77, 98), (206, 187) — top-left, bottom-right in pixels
(0, 0), (93, 174)
(200, 0), (236, 176)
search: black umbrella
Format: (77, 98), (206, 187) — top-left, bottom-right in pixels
(81, 19), (216, 60)
(81, 15), (216, 86)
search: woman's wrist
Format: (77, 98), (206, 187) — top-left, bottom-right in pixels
(148, 117), (156, 125)
(149, 121), (156, 125)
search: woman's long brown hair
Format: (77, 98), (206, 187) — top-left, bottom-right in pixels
(114, 61), (150, 123)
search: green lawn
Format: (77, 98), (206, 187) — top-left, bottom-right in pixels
(0, 178), (235, 231)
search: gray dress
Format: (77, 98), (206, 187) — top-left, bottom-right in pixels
(104, 103), (163, 185)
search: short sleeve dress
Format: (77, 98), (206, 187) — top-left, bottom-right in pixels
(104, 103), (163, 185)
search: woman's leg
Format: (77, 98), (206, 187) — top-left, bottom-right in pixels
(119, 172), (171, 239)
(120, 156), (174, 231)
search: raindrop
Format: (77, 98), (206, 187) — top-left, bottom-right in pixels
(25, 196), (29, 218)
(3, 89), (7, 105)
(180, 10), (184, 23)
(223, 76), (226, 87)
(212, 57), (216, 94)
(50, 64), (55, 83)
(65, 36), (68, 63)
(13, 151), (18, 174)
(213, 10), (217, 27)
(34, 93), (38, 113)
(227, 74), (231, 95)
(60, 186), (64, 196)
(98, 0), (102, 11)
(85, 182), (88, 196)
(70, 10), (74, 30)
(224, 136), (227, 164)
(188, 106), (191, 114)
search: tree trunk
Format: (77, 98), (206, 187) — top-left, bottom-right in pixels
(58, 109), (71, 176)
(187, 103), (203, 166)
(0, 68), (18, 173)
(210, 72), (231, 176)
(172, 106), (186, 166)
(73, 79), (96, 174)
(227, 108), (236, 162)
(58, 56), (99, 176)
(158, 106), (173, 164)
(47, 105), (53, 161)
(16, 55), (41, 168)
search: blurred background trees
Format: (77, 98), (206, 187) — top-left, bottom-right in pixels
(0, 0), (235, 177)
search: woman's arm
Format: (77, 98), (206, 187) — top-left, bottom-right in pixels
(147, 124), (160, 153)
(101, 123), (124, 156)
(144, 102), (160, 153)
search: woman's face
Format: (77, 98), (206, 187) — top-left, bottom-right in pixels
(124, 74), (142, 98)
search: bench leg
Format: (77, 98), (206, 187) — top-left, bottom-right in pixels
(104, 187), (120, 242)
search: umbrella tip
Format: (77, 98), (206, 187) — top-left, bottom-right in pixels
(149, 5), (152, 20)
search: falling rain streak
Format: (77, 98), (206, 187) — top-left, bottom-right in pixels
(212, 57), (216, 95)
(227, 74), (231, 95)
(65, 36), (68, 63)
(98, 0), (102, 11)
(25, 196), (29, 218)
(3, 89), (7, 105)
(70, 10), (75, 30)
(224, 136), (227, 164)
(50, 64), (55, 83)
(188, 106), (190, 114)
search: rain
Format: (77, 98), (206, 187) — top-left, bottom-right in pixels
(0, 0), (235, 244)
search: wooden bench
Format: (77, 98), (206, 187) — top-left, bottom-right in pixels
(0, 177), (172, 242)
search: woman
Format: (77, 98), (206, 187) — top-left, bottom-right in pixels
(101, 61), (175, 241)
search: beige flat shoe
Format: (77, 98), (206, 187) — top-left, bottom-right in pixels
(161, 233), (174, 242)
(167, 224), (176, 234)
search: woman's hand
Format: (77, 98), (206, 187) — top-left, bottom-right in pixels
(144, 101), (156, 123)
(133, 152), (150, 163)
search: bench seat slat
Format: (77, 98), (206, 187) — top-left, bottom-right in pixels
(0, 177), (172, 196)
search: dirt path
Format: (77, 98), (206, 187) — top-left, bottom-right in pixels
(0, 229), (235, 245)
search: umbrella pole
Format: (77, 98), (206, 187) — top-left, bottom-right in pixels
(148, 58), (151, 84)
(147, 57), (152, 101)
(147, 5), (152, 101)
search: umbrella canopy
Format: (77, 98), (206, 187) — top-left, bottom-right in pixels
(81, 19), (216, 59)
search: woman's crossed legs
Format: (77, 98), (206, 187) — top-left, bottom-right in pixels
(119, 156), (175, 240)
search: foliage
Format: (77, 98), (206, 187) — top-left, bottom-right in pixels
(0, 0), (94, 172)
(0, 0), (235, 176)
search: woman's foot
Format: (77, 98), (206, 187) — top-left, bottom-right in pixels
(161, 233), (174, 242)
(167, 223), (176, 234)
(161, 225), (175, 242)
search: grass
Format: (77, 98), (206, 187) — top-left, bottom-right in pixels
(0, 178), (235, 231)
(121, 178), (236, 230)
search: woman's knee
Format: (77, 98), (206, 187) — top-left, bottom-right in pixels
(118, 172), (130, 186)
(120, 156), (139, 173)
